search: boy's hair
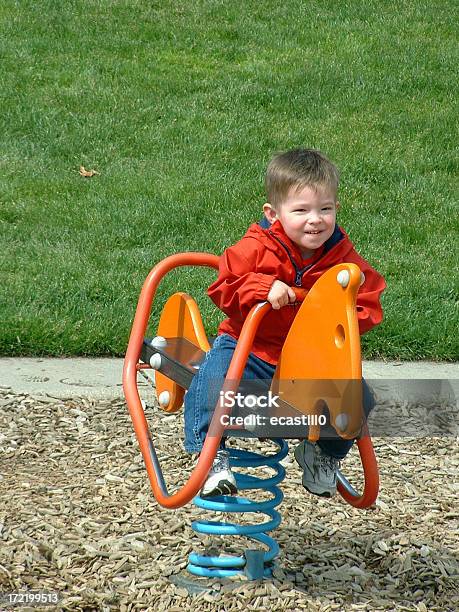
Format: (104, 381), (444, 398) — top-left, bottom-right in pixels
(265, 148), (339, 208)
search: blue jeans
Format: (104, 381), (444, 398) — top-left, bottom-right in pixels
(183, 334), (374, 459)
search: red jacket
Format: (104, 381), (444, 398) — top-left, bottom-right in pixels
(207, 220), (386, 364)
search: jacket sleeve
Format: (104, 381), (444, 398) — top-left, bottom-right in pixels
(353, 256), (386, 335)
(207, 241), (276, 318)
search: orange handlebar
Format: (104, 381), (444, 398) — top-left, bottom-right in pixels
(123, 254), (218, 508)
(123, 253), (272, 509)
(292, 287), (308, 302)
(337, 426), (379, 508)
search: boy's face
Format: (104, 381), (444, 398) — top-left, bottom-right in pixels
(263, 184), (339, 258)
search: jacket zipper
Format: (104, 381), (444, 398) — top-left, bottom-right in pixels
(268, 231), (315, 287)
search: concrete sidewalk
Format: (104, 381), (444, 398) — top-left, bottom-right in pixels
(0, 357), (457, 404)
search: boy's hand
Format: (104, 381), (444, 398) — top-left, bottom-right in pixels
(267, 280), (297, 310)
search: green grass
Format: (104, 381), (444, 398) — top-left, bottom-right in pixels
(1, 0), (458, 360)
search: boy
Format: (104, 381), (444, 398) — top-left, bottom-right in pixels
(184, 148), (386, 498)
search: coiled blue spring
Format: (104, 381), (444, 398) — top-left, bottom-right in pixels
(187, 439), (288, 579)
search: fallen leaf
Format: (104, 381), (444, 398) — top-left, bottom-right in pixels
(79, 165), (99, 177)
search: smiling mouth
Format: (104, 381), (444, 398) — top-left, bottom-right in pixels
(305, 230), (322, 234)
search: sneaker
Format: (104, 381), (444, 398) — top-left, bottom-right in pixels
(294, 440), (339, 498)
(200, 450), (238, 498)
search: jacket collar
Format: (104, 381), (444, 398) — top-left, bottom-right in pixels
(258, 217), (345, 260)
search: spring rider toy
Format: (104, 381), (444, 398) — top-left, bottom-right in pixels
(123, 253), (379, 579)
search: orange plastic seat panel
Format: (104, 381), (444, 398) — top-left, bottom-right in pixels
(272, 263), (363, 441)
(155, 292), (210, 412)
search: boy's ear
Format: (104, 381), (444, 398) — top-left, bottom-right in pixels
(335, 201), (340, 212)
(263, 203), (277, 224)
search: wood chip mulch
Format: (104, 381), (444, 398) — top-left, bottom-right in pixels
(0, 388), (458, 611)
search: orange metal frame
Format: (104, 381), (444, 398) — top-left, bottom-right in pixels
(123, 253), (379, 510)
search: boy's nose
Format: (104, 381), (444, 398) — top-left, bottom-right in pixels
(308, 211), (321, 223)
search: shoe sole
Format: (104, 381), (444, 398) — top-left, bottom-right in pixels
(302, 479), (335, 498)
(200, 480), (238, 498)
